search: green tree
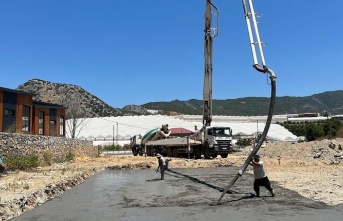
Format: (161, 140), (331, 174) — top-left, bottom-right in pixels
(306, 124), (324, 141)
(323, 119), (342, 137)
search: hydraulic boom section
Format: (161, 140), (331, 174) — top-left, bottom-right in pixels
(217, 0), (277, 204)
(203, 0), (219, 127)
(242, 0), (275, 78)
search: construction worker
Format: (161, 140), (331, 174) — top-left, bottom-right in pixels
(250, 154), (275, 197)
(0, 156), (5, 174)
(156, 153), (166, 180)
(165, 158), (172, 170)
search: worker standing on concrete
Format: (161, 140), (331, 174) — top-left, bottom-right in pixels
(250, 155), (275, 197)
(156, 154), (166, 180)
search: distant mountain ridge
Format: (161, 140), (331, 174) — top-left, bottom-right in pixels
(142, 91), (343, 116)
(16, 79), (148, 118)
(16, 79), (343, 117)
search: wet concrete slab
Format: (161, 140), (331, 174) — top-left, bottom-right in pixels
(11, 167), (343, 221)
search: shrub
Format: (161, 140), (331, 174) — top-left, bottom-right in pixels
(43, 152), (53, 166)
(236, 138), (253, 146)
(65, 150), (74, 162)
(4, 152), (39, 171)
(122, 144), (131, 150)
(103, 145), (121, 151)
(281, 119), (343, 141)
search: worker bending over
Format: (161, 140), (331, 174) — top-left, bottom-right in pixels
(156, 154), (166, 180)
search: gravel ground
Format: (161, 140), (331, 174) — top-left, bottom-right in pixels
(1, 139), (343, 220)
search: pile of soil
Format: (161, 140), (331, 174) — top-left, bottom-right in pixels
(239, 138), (343, 165)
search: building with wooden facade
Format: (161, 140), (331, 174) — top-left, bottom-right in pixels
(0, 86), (66, 137)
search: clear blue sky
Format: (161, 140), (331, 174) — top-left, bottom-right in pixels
(1, 0), (342, 108)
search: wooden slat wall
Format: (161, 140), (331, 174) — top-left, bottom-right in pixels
(57, 109), (66, 137)
(32, 107), (50, 136)
(0, 88), (66, 137)
(16, 94), (33, 133)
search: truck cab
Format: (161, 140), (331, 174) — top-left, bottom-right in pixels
(204, 126), (232, 158)
(130, 134), (143, 156)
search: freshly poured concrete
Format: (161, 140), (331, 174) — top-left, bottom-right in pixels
(12, 167), (343, 221)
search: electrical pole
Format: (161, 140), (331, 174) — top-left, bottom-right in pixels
(116, 122), (118, 146)
(112, 125), (115, 146)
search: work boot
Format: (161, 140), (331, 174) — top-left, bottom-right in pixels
(269, 189), (275, 197)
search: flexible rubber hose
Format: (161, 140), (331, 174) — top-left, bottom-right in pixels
(217, 72), (276, 204)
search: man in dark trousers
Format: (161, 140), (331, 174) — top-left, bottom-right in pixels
(250, 154), (275, 197)
(156, 154), (166, 180)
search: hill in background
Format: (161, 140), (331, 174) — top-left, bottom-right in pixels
(16, 79), (343, 117)
(142, 91), (343, 116)
(16, 79), (148, 118)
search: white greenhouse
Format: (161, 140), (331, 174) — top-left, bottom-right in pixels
(66, 115), (298, 146)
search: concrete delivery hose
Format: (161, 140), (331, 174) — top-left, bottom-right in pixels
(217, 69), (276, 204)
(215, 0), (279, 204)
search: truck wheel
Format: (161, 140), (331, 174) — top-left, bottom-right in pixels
(203, 144), (211, 159)
(194, 148), (201, 159)
(220, 153), (228, 158)
(166, 148), (173, 157)
(147, 147), (152, 156)
(172, 148), (178, 157)
(211, 154), (218, 158)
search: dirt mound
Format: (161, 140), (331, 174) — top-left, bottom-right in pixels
(238, 138), (343, 165)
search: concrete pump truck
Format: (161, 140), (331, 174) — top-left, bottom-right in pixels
(130, 0), (233, 159)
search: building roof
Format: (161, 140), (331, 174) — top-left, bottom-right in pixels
(33, 101), (66, 109)
(0, 87), (35, 96)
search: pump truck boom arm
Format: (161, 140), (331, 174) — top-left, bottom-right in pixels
(203, 0), (219, 127)
(217, 0), (277, 204)
(200, 1), (233, 159)
(130, 1), (230, 160)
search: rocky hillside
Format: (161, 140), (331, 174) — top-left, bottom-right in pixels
(16, 79), (148, 118)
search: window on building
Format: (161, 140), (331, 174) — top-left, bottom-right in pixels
(49, 120), (56, 136)
(22, 105), (30, 132)
(59, 115), (65, 136)
(4, 108), (15, 117)
(39, 111), (44, 135)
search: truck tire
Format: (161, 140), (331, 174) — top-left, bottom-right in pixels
(220, 153), (228, 158)
(194, 148), (201, 159)
(172, 148), (178, 157)
(147, 147), (152, 156)
(166, 148), (173, 157)
(211, 154), (218, 158)
(132, 148), (138, 156)
(203, 143), (211, 159)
